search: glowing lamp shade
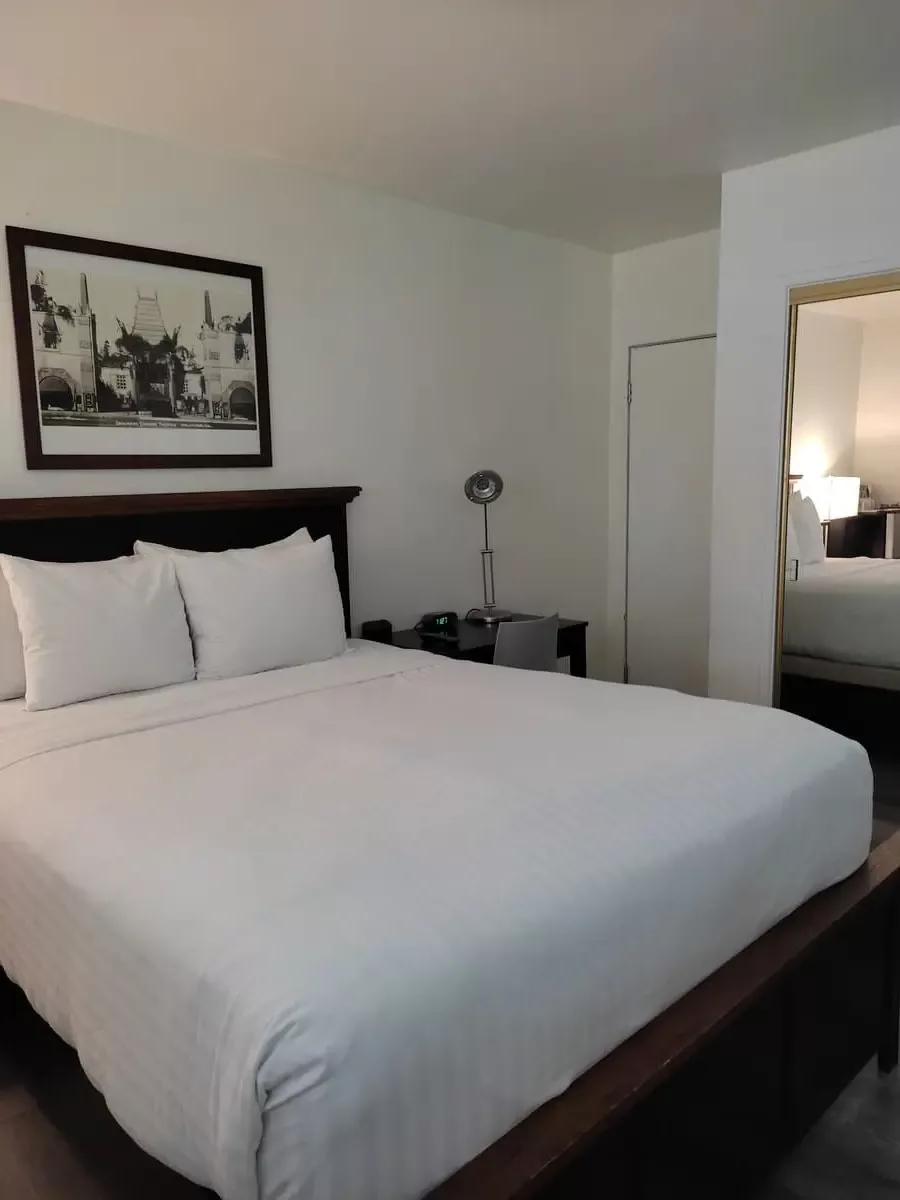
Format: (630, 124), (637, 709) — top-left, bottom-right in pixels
(799, 475), (860, 522)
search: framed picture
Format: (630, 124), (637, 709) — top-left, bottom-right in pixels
(5, 226), (272, 470)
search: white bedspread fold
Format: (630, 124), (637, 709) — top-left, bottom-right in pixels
(0, 642), (871, 1200)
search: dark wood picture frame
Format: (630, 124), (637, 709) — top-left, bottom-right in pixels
(5, 226), (273, 470)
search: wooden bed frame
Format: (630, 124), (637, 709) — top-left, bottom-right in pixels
(781, 670), (900, 758)
(430, 832), (900, 1199)
(0, 486), (898, 1200)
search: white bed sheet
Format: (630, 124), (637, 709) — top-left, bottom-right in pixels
(0, 641), (872, 1200)
(784, 556), (900, 668)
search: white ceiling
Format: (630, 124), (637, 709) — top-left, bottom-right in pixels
(3, 0), (900, 251)
(806, 291), (900, 322)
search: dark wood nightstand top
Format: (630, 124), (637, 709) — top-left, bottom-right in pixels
(391, 614), (588, 676)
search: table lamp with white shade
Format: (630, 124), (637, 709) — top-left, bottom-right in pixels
(799, 476), (860, 523)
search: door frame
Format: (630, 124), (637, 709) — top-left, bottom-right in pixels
(772, 270), (900, 706)
(624, 333), (716, 684)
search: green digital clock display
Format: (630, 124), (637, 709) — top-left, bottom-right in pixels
(416, 611), (459, 640)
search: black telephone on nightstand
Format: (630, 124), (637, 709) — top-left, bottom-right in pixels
(415, 611), (459, 644)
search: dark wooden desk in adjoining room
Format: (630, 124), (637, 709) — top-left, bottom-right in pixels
(392, 614), (588, 676)
(827, 509), (900, 558)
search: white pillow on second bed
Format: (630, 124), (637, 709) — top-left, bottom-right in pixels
(785, 510), (802, 569)
(789, 491), (826, 565)
(0, 554), (195, 711)
(170, 535), (346, 680)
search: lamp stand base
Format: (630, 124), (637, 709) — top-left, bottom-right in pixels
(468, 607), (512, 625)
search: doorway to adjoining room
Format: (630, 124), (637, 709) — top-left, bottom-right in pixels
(776, 273), (900, 826)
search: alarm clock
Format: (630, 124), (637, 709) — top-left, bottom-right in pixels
(415, 611), (459, 643)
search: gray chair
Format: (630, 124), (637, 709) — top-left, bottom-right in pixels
(493, 614), (559, 672)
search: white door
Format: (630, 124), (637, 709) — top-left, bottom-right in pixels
(626, 338), (717, 695)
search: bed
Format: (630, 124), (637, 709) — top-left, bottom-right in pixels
(783, 556), (900, 689)
(0, 487), (898, 1200)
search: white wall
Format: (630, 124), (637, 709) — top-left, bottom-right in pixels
(710, 123), (900, 704)
(790, 310), (863, 477)
(0, 101), (611, 663)
(855, 318), (900, 504)
(605, 229), (720, 679)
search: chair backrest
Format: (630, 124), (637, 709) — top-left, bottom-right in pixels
(493, 614), (559, 672)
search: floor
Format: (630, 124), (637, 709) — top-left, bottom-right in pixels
(758, 1062), (900, 1200)
(1, 774), (898, 1200)
(0, 983), (211, 1199)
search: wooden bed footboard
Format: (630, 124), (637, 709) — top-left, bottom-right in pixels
(429, 832), (900, 1200)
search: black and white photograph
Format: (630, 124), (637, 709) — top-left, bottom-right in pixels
(6, 227), (272, 469)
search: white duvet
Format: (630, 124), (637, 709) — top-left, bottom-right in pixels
(784, 556), (900, 667)
(0, 642), (871, 1200)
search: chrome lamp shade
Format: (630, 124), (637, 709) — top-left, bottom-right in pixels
(464, 470), (511, 624)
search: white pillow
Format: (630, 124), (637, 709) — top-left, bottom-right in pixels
(0, 554), (195, 711)
(788, 491), (825, 565)
(172, 535), (346, 681)
(785, 510), (802, 571)
(799, 495), (826, 563)
(134, 526), (311, 558)
(0, 577), (25, 701)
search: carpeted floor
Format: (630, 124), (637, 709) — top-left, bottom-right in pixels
(758, 1059), (900, 1199)
(756, 762), (900, 1200)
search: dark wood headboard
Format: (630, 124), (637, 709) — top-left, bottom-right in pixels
(0, 486), (362, 633)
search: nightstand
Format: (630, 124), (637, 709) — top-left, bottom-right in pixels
(827, 510), (900, 558)
(391, 614), (588, 677)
